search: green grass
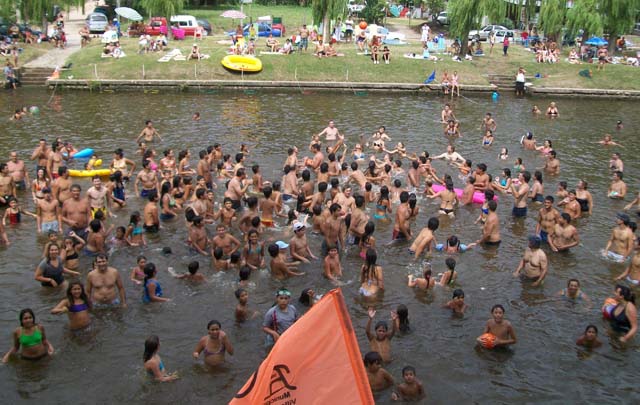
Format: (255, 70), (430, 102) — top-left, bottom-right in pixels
(15, 43), (50, 67)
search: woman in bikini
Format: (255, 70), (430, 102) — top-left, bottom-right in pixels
(51, 281), (92, 330)
(360, 249), (384, 298)
(193, 320), (234, 367)
(374, 186), (392, 221)
(3, 308), (54, 363)
(428, 178), (458, 218)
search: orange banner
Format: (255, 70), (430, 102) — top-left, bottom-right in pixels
(230, 288), (374, 405)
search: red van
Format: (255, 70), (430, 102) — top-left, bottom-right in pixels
(145, 17), (168, 36)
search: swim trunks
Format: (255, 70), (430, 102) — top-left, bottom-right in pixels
(392, 229), (407, 240)
(512, 206), (527, 218)
(41, 220), (59, 233)
(91, 207), (106, 219)
(539, 230), (548, 243)
(604, 250), (626, 263)
(143, 224), (159, 233)
(140, 188), (157, 198)
(626, 276), (640, 286)
(92, 298), (121, 309)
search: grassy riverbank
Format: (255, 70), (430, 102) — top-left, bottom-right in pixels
(15, 43), (50, 67)
(60, 5), (640, 90)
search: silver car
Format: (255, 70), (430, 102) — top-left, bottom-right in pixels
(468, 25), (508, 41)
(86, 12), (108, 33)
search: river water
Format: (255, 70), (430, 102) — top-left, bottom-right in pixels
(0, 88), (638, 404)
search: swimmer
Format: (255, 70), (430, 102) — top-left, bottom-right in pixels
(142, 263), (170, 303)
(557, 279), (590, 304)
(2, 308), (54, 363)
(531, 105), (541, 114)
(476, 200), (501, 246)
(192, 112), (200, 121)
(391, 366), (425, 402)
(443, 289), (468, 315)
(435, 235), (477, 253)
(513, 235), (548, 287)
(598, 134), (622, 147)
(603, 213), (634, 262)
(609, 152), (624, 173)
(192, 320), (234, 367)
(576, 325), (602, 349)
(549, 213), (580, 252)
(477, 304), (516, 348)
(364, 351), (394, 392)
(498, 147), (509, 160)
(323, 245), (343, 284)
(439, 257), (458, 286)
(268, 242), (302, 279)
(143, 335), (178, 382)
(536, 196), (560, 243)
(235, 288), (258, 321)
(136, 120), (162, 143)
(614, 236), (640, 285)
(35, 244), (80, 288)
(408, 217), (439, 259)
(51, 281), (92, 330)
(546, 102), (559, 117)
(365, 307), (398, 363)
(174, 261), (206, 282)
(360, 249), (384, 297)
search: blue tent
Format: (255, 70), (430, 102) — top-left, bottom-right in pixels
(584, 37), (608, 46)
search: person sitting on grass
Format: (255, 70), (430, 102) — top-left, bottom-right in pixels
(356, 30), (367, 53)
(382, 46), (391, 64)
(188, 44), (201, 61)
(247, 39), (255, 55)
(266, 34), (279, 52)
(314, 42), (326, 58)
(371, 45), (379, 64)
(280, 38), (293, 55)
(325, 43), (338, 57)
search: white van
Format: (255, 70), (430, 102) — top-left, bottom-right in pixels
(169, 15), (199, 36)
(86, 12), (108, 33)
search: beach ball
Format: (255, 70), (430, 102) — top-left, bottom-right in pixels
(492, 91), (499, 101)
(602, 297), (617, 319)
(29, 106), (40, 114)
(478, 333), (497, 349)
(359, 21), (368, 30)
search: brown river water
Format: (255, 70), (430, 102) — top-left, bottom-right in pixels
(0, 88), (638, 404)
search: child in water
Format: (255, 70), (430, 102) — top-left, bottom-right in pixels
(576, 324), (602, 349)
(174, 261), (206, 282)
(365, 307), (398, 363)
(364, 351), (394, 392)
(3, 197), (36, 226)
(391, 366), (425, 402)
(234, 288), (257, 322)
(478, 304), (517, 348)
(443, 289), (469, 315)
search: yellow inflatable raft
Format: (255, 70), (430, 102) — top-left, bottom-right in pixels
(68, 169), (112, 178)
(221, 55), (263, 73)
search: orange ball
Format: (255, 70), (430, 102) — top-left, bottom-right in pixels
(602, 297), (617, 319)
(478, 333), (497, 349)
(359, 21), (368, 30)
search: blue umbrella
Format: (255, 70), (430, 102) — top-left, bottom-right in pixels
(584, 37), (608, 46)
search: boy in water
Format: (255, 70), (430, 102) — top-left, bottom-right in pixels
(235, 288), (257, 322)
(391, 366), (425, 402)
(364, 351), (394, 392)
(174, 261), (206, 282)
(478, 304), (517, 348)
(323, 245), (342, 284)
(443, 289), (468, 315)
(365, 308), (398, 363)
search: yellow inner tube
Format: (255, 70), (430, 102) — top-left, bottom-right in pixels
(68, 169), (112, 177)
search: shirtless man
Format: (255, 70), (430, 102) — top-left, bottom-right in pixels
(521, 132), (537, 150)
(320, 203), (345, 256)
(52, 167), (72, 205)
(536, 196), (560, 243)
(7, 151), (29, 190)
(86, 176), (110, 219)
(224, 168), (249, 210)
(268, 242), (302, 280)
(481, 112), (497, 132)
(308, 182), (327, 210)
(61, 184), (91, 240)
(323, 245), (342, 283)
(36, 188), (61, 233)
(300, 169), (314, 198)
(238, 196), (259, 234)
(348, 195), (368, 245)
(549, 213), (580, 252)
(134, 160), (158, 198)
(615, 240), (640, 286)
(603, 213), (634, 262)
(211, 224), (241, 258)
(473, 163), (490, 191)
(143, 191), (160, 233)
(136, 120), (162, 143)
(317, 120), (342, 145)
(159, 149), (176, 175)
(392, 192), (413, 241)
(333, 186), (355, 214)
(543, 150), (560, 175)
(30, 138), (50, 174)
(303, 143), (324, 171)
(513, 236), (548, 287)
(609, 152), (624, 172)
(408, 217), (439, 259)
(47, 141), (64, 180)
(346, 162), (366, 189)
(187, 216), (209, 255)
(282, 165), (299, 201)
(86, 254), (126, 308)
(259, 187), (278, 228)
(0, 163), (16, 206)
(476, 200), (501, 246)
(460, 176), (476, 206)
(510, 171), (531, 218)
(432, 145), (465, 163)
(608, 171), (626, 199)
(441, 104), (456, 123)
(289, 222), (317, 263)
(561, 190), (581, 220)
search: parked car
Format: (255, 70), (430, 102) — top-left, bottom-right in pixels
(633, 22), (640, 35)
(436, 11), (448, 26)
(493, 29), (514, 43)
(169, 15), (200, 36)
(86, 12), (108, 34)
(145, 17), (168, 36)
(348, 0), (366, 14)
(197, 19), (212, 35)
(468, 25), (508, 41)
(93, 5), (115, 22)
(229, 22), (283, 38)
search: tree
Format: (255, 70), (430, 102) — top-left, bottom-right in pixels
(565, 0), (602, 42)
(311, 0), (344, 44)
(449, 0), (506, 56)
(361, 0), (385, 25)
(539, 0), (567, 42)
(139, 0), (184, 20)
(425, 0), (446, 16)
(600, 0), (639, 51)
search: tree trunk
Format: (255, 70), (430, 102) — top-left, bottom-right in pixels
(322, 14), (330, 45)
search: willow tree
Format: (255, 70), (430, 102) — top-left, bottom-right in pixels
(539, 0), (567, 42)
(600, 0), (639, 51)
(139, 0), (184, 20)
(311, 0), (344, 44)
(565, 0), (603, 44)
(449, 0), (507, 55)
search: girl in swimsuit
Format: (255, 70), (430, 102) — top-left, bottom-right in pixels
(143, 335), (178, 382)
(31, 168), (50, 202)
(536, 139), (553, 155)
(3, 197), (36, 226)
(178, 150), (196, 176)
(35, 244), (79, 288)
(130, 255), (147, 286)
(450, 71), (460, 97)
(359, 221), (376, 260)
(242, 229), (265, 270)
(498, 147), (509, 160)
(576, 325), (602, 348)
(2, 308), (54, 363)
(529, 171), (544, 203)
(492, 168), (512, 193)
(193, 320), (235, 367)
(107, 171), (126, 208)
(125, 211), (146, 247)
(428, 179), (458, 218)
(61, 232), (85, 271)
(142, 263), (170, 304)
(407, 265), (436, 290)
(482, 130), (494, 146)
(51, 281), (92, 330)
(374, 186), (392, 220)
(546, 102), (559, 117)
(360, 249), (384, 298)
(171, 175), (186, 208)
(160, 182), (177, 221)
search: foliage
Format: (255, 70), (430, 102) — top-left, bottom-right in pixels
(139, 0), (185, 20)
(425, 0), (446, 15)
(539, 0), (566, 40)
(599, 0), (638, 41)
(565, 0), (602, 39)
(361, 0), (385, 24)
(449, 0), (506, 54)
(311, 0), (344, 42)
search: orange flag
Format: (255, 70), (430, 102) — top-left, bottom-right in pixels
(230, 288), (374, 405)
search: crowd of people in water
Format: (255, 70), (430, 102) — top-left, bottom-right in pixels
(1, 101), (639, 401)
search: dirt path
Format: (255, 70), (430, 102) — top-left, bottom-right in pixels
(24, 1), (92, 69)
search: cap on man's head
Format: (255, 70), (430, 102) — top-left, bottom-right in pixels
(293, 222), (306, 232)
(275, 240), (289, 249)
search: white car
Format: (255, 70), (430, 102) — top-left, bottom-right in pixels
(468, 25), (508, 41)
(348, 1), (366, 13)
(436, 11), (448, 26)
(493, 29), (515, 43)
